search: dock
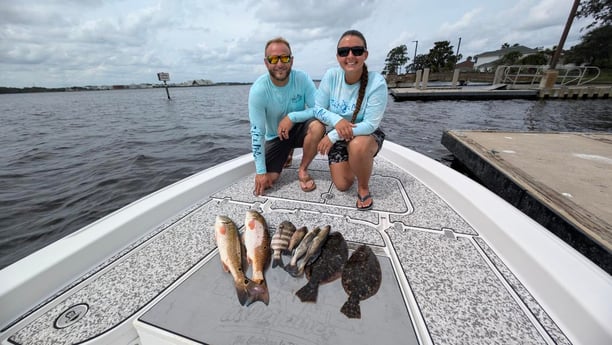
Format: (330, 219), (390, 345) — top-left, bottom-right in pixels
(389, 84), (612, 101)
(441, 130), (612, 274)
(389, 86), (538, 101)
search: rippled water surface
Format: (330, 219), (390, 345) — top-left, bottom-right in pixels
(1, 86), (610, 268)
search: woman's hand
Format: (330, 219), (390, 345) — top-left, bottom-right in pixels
(318, 135), (333, 156)
(334, 119), (355, 141)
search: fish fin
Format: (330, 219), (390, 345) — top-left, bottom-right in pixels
(295, 282), (318, 303)
(221, 261), (230, 273)
(272, 256), (284, 268)
(340, 297), (361, 319)
(234, 278), (250, 306)
(245, 279), (269, 306)
(284, 263), (302, 277)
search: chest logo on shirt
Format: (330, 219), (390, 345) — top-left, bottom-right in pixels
(330, 99), (355, 114)
(291, 94), (303, 103)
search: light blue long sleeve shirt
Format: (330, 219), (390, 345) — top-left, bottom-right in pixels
(248, 69), (316, 174)
(314, 67), (388, 143)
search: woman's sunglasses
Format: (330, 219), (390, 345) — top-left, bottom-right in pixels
(337, 46), (366, 57)
(266, 55), (292, 64)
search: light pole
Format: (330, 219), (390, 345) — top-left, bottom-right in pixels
(412, 40), (418, 72)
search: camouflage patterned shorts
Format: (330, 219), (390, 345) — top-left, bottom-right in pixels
(328, 128), (386, 164)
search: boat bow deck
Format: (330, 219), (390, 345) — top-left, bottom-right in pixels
(1, 141), (610, 345)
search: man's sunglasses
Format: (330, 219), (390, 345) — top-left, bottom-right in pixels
(337, 46), (366, 57)
(266, 55), (292, 64)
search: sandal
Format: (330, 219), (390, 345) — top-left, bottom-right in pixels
(298, 174), (316, 192)
(284, 150), (293, 168)
(356, 193), (373, 211)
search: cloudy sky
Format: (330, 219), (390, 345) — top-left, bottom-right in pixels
(0, 0), (593, 88)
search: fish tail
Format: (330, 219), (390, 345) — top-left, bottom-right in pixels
(234, 278), (251, 306)
(295, 282), (318, 303)
(272, 253), (283, 268)
(284, 263), (297, 276)
(340, 297), (361, 319)
(245, 279), (269, 306)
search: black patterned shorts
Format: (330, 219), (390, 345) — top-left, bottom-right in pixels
(328, 128), (386, 164)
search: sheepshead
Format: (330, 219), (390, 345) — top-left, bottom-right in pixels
(271, 220), (296, 268)
(293, 225), (330, 277)
(243, 210), (271, 306)
(296, 231), (348, 303)
(214, 215), (250, 306)
(340, 245), (382, 319)
(284, 227), (319, 276)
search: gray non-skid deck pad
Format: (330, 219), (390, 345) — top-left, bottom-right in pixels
(139, 252), (417, 345)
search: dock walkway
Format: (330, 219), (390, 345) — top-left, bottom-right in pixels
(389, 85), (612, 101)
(442, 130), (612, 273)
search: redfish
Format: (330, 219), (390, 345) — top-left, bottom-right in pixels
(214, 215), (250, 306)
(243, 210), (271, 306)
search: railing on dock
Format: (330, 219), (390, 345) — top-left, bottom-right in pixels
(494, 65), (601, 87)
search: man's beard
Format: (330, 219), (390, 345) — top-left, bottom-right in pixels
(269, 68), (290, 83)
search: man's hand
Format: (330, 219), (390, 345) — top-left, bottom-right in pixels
(317, 135), (333, 156)
(334, 119), (355, 141)
(254, 174), (272, 196)
(277, 116), (294, 140)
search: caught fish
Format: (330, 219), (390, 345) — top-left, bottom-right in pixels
(287, 226), (307, 254)
(271, 220), (296, 268)
(296, 231), (348, 303)
(293, 225), (330, 277)
(340, 245), (382, 319)
(243, 210), (271, 306)
(214, 215), (250, 306)
(284, 227), (320, 277)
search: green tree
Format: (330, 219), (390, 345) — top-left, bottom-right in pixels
(383, 45), (409, 75)
(500, 51), (523, 65)
(576, 0), (612, 29)
(424, 41), (460, 72)
(408, 54), (428, 72)
(520, 52), (549, 65)
(564, 24), (612, 67)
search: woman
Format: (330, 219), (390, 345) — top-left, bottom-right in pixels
(315, 30), (388, 210)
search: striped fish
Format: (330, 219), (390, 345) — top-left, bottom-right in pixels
(271, 220), (296, 268)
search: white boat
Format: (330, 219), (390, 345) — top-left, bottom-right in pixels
(1, 141), (610, 345)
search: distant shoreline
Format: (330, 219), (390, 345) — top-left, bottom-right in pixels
(0, 82), (253, 95)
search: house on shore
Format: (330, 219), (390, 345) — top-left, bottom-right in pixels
(473, 45), (540, 72)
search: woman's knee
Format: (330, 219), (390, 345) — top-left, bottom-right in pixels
(333, 177), (354, 191)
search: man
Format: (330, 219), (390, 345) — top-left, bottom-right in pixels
(248, 37), (324, 196)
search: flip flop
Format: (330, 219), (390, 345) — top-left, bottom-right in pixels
(284, 151), (293, 168)
(356, 193), (373, 211)
(298, 174), (316, 192)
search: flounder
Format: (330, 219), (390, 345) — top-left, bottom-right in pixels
(296, 231), (348, 303)
(340, 244), (382, 319)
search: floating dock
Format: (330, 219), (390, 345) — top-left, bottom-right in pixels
(389, 85), (612, 101)
(442, 130), (612, 274)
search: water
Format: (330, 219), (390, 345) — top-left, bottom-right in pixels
(1, 86), (611, 269)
